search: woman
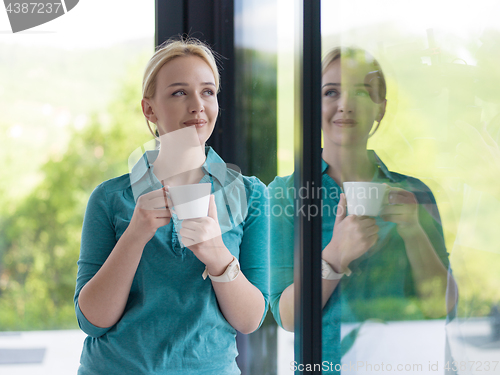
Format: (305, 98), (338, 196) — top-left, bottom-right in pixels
(74, 38), (269, 374)
(269, 48), (455, 370)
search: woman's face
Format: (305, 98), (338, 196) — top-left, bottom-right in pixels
(322, 57), (386, 148)
(142, 55), (218, 144)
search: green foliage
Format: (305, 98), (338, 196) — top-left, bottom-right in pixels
(343, 297), (426, 323)
(234, 48), (278, 184)
(0, 55), (152, 330)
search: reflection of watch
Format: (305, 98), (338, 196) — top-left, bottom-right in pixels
(202, 257), (240, 282)
(321, 259), (351, 280)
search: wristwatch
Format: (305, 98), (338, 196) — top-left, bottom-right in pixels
(321, 259), (351, 280)
(202, 257), (240, 282)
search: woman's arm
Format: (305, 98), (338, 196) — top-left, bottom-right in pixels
(278, 279), (341, 332)
(398, 225), (457, 316)
(380, 187), (457, 317)
(180, 185), (268, 334)
(77, 187), (171, 330)
(211, 263), (266, 334)
(278, 194), (379, 332)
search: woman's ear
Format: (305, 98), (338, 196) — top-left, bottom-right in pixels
(141, 98), (157, 124)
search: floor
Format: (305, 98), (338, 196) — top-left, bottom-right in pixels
(0, 318), (498, 375)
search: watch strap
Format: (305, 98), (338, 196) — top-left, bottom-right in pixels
(321, 259), (351, 280)
(202, 257), (240, 282)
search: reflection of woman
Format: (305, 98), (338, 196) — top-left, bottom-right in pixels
(270, 48), (454, 369)
(74, 38), (269, 374)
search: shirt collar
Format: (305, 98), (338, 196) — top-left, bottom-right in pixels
(129, 149), (158, 186)
(201, 146), (230, 186)
(367, 150), (395, 181)
(129, 146), (231, 202)
(321, 149), (396, 182)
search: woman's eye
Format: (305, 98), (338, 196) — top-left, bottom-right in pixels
(324, 89), (339, 98)
(203, 89), (214, 96)
(172, 90), (186, 96)
(355, 89), (370, 97)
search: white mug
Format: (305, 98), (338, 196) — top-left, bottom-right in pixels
(168, 183), (212, 220)
(342, 182), (387, 217)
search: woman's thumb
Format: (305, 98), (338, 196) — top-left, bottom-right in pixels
(208, 194), (218, 221)
(335, 193), (347, 223)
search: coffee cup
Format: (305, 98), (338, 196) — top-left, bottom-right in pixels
(342, 182), (387, 217)
(168, 183), (212, 220)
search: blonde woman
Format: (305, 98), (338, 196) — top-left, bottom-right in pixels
(270, 48), (454, 370)
(74, 38), (269, 374)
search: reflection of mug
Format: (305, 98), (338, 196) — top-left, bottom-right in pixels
(342, 182), (387, 217)
(168, 183), (212, 220)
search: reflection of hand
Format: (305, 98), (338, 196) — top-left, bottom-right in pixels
(180, 195), (233, 275)
(322, 193), (379, 272)
(129, 186), (171, 243)
(455, 120), (500, 196)
(379, 187), (420, 237)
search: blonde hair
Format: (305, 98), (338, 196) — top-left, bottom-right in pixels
(322, 47), (387, 136)
(142, 37), (220, 137)
(322, 47), (386, 101)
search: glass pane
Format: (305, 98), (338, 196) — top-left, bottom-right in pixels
(234, 0), (279, 374)
(321, 0), (500, 373)
(0, 2), (154, 373)
(267, 0), (297, 374)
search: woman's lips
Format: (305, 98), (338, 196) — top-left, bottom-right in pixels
(333, 119), (357, 127)
(183, 119), (207, 128)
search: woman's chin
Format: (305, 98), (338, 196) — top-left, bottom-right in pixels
(196, 127), (215, 146)
(325, 133), (369, 148)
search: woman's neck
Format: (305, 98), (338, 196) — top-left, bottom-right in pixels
(152, 134), (207, 186)
(322, 142), (375, 186)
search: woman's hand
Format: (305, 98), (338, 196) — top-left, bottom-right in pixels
(78, 186), (171, 329)
(379, 187), (420, 237)
(322, 193), (379, 272)
(128, 186), (172, 244)
(179, 195), (233, 276)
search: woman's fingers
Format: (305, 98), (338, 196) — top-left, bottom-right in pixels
(140, 187), (169, 200)
(357, 216), (377, 230)
(380, 204), (413, 216)
(152, 208), (171, 218)
(136, 187), (172, 210)
(335, 193), (347, 225)
(179, 228), (195, 242)
(149, 197), (171, 210)
(387, 188), (417, 205)
(364, 222), (380, 236)
(179, 219), (217, 243)
(181, 217), (209, 230)
(367, 232), (379, 247)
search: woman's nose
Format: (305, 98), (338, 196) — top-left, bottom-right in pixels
(189, 95), (204, 113)
(338, 92), (354, 113)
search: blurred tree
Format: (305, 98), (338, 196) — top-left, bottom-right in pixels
(0, 55), (152, 330)
(234, 48), (277, 185)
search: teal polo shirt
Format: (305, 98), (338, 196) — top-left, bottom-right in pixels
(269, 150), (449, 372)
(74, 146), (269, 375)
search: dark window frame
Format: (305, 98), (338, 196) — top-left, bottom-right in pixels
(293, 1), (323, 373)
(155, 0), (323, 373)
(155, 0), (236, 164)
